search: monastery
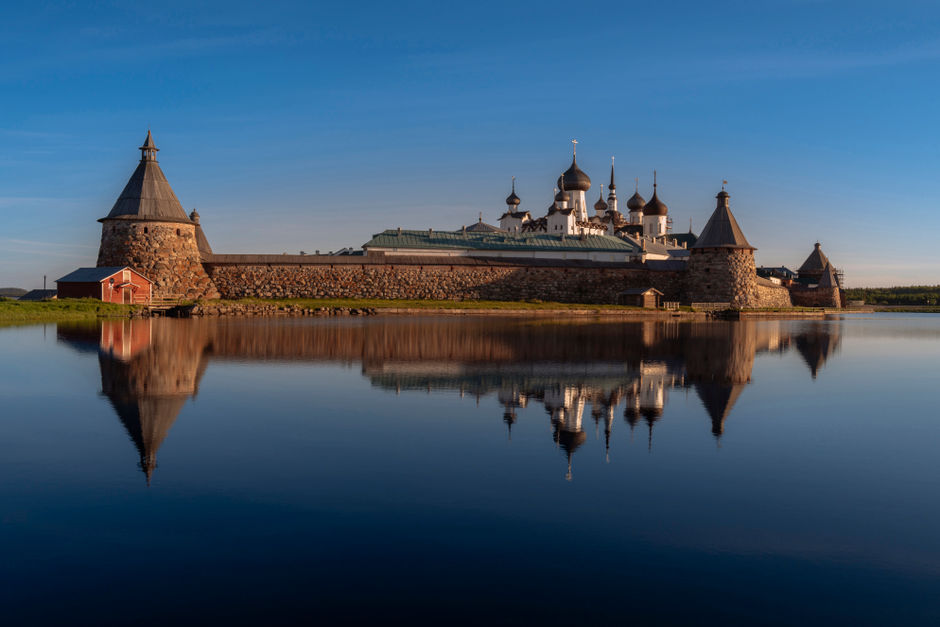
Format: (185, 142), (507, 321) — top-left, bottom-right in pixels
(90, 132), (844, 309)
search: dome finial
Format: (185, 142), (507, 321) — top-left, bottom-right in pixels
(722, 179), (727, 191)
(609, 157), (616, 190)
(635, 177), (639, 193)
(653, 169), (657, 191)
(505, 176), (521, 207)
(571, 138), (578, 158)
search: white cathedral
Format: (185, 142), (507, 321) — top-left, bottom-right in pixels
(497, 142), (680, 244)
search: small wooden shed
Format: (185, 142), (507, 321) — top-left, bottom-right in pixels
(56, 266), (153, 304)
(618, 287), (664, 308)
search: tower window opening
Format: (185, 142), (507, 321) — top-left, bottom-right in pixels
(144, 227), (148, 234)
(176, 229), (181, 236)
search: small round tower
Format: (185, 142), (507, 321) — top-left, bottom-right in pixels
(685, 187), (759, 308)
(97, 131), (219, 300)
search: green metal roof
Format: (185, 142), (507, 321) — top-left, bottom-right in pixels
(364, 230), (642, 253)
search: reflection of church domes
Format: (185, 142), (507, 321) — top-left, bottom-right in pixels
(641, 406), (663, 421)
(554, 428), (587, 454)
(624, 405), (641, 427)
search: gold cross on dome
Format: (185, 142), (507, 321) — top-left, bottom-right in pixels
(571, 139), (578, 155)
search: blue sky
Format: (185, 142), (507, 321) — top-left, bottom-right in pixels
(1, 0), (939, 288)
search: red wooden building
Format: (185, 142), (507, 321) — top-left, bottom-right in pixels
(56, 266), (153, 304)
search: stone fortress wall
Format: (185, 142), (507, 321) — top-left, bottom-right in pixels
(789, 285), (842, 308)
(205, 256), (686, 303)
(203, 253), (794, 308)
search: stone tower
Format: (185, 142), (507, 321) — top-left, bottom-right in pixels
(685, 188), (759, 308)
(97, 131), (219, 300)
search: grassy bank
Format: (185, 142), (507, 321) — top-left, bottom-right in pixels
(0, 298), (137, 325)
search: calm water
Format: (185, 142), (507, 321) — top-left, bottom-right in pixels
(1, 315), (939, 625)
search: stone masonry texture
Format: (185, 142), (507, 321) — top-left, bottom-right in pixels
(685, 248), (792, 308)
(98, 221), (220, 300)
(205, 262), (685, 304)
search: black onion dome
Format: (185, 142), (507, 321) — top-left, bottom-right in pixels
(594, 195), (608, 212)
(554, 189), (567, 202)
(561, 157), (591, 191)
(626, 191), (646, 212)
(643, 190), (668, 216)
(505, 178), (521, 206)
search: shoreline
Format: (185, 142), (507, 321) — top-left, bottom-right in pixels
(0, 297), (864, 325)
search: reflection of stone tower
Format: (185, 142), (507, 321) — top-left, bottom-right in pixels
(96, 131), (219, 300)
(686, 188), (759, 308)
(684, 322), (757, 438)
(794, 322), (843, 379)
(97, 319), (211, 484)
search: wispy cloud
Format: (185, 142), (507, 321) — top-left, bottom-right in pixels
(0, 28), (294, 81)
(712, 40), (940, 81)
(0, 238), (96, 250)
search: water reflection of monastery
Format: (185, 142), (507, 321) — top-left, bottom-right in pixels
(57, 317), (842, 483)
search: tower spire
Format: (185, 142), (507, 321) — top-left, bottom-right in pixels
(140, 130), (159, 162)
(609, 156), (616, 190)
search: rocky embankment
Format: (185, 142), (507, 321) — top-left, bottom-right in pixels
(184, 302), (378, 317)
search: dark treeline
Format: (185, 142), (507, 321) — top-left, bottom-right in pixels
(844, 286), (940, 305)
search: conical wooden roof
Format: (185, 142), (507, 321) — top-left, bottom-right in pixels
(101, 131), (192, 223)
(818, 262), (839, 288)
(798, 243), (831, 273)
(692, 190), (755, 250)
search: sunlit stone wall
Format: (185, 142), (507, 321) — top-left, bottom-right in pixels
(685, 248), (792, 309)
(755, 282), (795, 308)
(205, 258), (685, 304)
(789, 286), (842, 308)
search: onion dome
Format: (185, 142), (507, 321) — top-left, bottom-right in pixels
(643, 191), (668, 216)
(626, 191), (646, 211)
(594, 185), (608, 212)
(505, 177), (521, 206)
(626, 177), (645, 211)
(554, 189), (566, 202)
(559, 156), (591, 191)
(642, 173), (668, 216)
